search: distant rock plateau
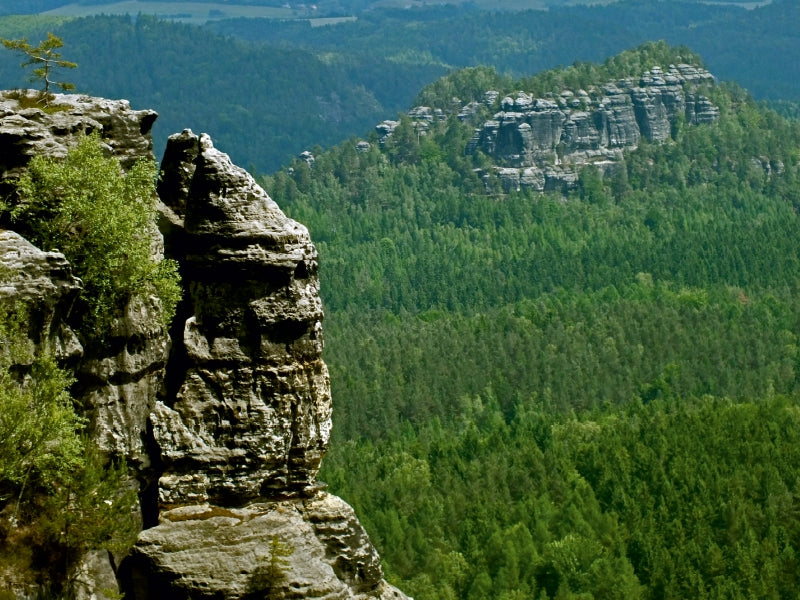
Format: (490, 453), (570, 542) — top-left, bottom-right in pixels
(377, 64), (719, 192)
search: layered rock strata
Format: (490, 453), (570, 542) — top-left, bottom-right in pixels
(123, 494), (406, 600)
(473, 65), (718, 191)
(379, 64), (719, 192)
(0, 94), (405, 599)
(0, 90), (157, 179)
(470, 65), (718, 191)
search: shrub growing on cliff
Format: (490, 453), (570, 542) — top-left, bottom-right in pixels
(0, 301), (82, 502)
(6, 133), (181, 339)
(0, 300), (138, 592)
(247, 536), (295, 598)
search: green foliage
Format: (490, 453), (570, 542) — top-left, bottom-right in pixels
(0, 302), (82, 502)
(0, 13), (442, 173)
(323, 395), (800, 599)
(1, 32), (76, 100)
(38, 444), (139, 576)
(414, 66), (511, 109)
(247, 536), (295, 598)
(6, 132), (180, 339)
(518, 41), (703, 98)
(263, 44), (800, 599)
(0, 301), (137, 593)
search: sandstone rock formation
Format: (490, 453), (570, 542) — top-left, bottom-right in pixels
(467, 65), (718, 191)
(152, 129), (331, 507)
(123, 495), (406, 600)
(0, 90), (157, 180)
(0, 94), (406, 599)
(382, 64), (719, 193)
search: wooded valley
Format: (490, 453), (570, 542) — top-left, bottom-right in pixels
(1, 2), (800, 597)
(259, 45), (800, 598)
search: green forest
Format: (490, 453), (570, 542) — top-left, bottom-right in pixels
(254, 44), (800, 598)
(0, 1), (798, 171)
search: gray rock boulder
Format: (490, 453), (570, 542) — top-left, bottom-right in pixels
(122, 493), (407, 600)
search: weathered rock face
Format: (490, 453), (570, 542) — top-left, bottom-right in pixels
(470, 65), (717, 165)
(77, 290), (170, 469)
(1, 95), (405, 599)
(387, 64), (719, 193)
(0, 90), (157, 180)
(153, 129), (331, 507)
(0, 230), (82, 362)
(119, 130), (405, 599)
(123, 494), (406, 600)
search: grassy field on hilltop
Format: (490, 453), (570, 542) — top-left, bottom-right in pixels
(41, 1), (296, 24)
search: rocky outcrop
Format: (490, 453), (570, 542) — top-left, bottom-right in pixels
(152, 129), (332, 507)
(123, 494), (405, 600)
(123, 130), (405, 599)
(382, 64), (719, 193)
(468, 64), (717, 191)
(0, 230), (82, 362)
(0, 96), (405, 599)
(0, 90), (157, 180)
(470, 65), (717, 162)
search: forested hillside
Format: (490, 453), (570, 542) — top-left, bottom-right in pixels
(0, 0), (769, 17)
(0, 14), (442, 171)
(210, 0), (800, 102)
(0, 1), (798, 173)
(260, 44), (800, 598)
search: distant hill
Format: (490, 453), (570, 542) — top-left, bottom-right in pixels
(0, 14), (446, 171)
(261, 43), (800, 599)
(0, 0), (775, 18)
(208, 0), (800, 103)
(0, 1), (795, 173)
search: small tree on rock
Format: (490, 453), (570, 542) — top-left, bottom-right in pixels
(248, 536), (295, 598)
(2, 32), (77, 103)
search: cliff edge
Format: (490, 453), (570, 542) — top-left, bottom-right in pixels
(0, 91), (406, 600)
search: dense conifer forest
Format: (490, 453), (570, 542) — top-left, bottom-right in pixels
(2, 2), (800, 596)
(0, 1), (798, 171)
(258, 44), (800, 598)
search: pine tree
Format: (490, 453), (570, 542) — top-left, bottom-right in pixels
(1, 33), (77, 103)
